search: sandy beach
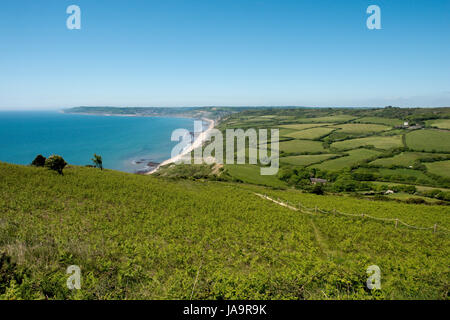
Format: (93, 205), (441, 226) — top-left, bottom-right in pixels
(146, 118), (215, 174)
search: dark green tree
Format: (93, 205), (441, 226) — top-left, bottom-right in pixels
(31, 154), (46, 167)
(45, 155), (67, 175)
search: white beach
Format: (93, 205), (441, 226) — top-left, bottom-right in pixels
(146, 118), (215, 175)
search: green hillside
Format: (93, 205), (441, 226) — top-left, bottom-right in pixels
(0, 162), (449, 300)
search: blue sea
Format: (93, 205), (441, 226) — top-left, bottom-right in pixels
(0, 111), (198, 173)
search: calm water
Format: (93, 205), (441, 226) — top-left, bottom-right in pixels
(0, 111), (197, 173)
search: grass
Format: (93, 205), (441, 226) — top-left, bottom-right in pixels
(293, 115), (356, 123)
(334, 123), (391, 134)
(280, 154), (338, 166)
(386, 193), (441, 203)
(370, 152), (450, 167)
(283, 127), (335, 140)
(331, 135), (403, 151)
(370, 181), (450, 193)
(425, 160), (450, 179)
(279, 139), (327, 154)
(426, 119), (450, 130)
(279, 123), (332, 130)
(0, 162), (448, 300)
(353, 117), (404, 127)
(405, 129), (450, 152)
(355, 167), (434, 184)
(310, 149), (381, 171)
(224, 164), (287, 188)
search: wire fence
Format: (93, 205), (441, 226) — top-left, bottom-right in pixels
(254, 193), (450, 235)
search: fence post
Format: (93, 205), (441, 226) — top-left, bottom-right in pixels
(395, 219), (398, 228)
(315, 206), (317, 214)
(434, 224), (437, 234)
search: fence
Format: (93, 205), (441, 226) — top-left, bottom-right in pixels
(254, 193), (450, 235)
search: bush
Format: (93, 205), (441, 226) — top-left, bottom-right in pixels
(31, 155), (46, 167)
(311, 184), (324, 195)
(45, 155), (67, 175)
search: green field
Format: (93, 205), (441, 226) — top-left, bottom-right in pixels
(355, 167), (434, 184)
(224, 164), (287, 187)
(279, 123), (332, 130)
(425, 160), (450, 179)
(0, 162), (449, 300)
(311, 149), (381, 171)
(280, 154), (338, 166)
(284, 127), (335, 140)
(334, 123), (391, 134)
(370, 152), (450, 167)
(370, 181), (450, 193)
(279, 139), (327, 154)
(331, 135), (403, 151)
(293, 115), (355, 123)
(426, 119), (450, 129)
(353, 117), (404, 127)
(405, 130), (450, 152)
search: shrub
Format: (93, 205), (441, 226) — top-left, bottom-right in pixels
(31, 155), (46, 167)
(45, 155), (67, 175)
(91, 154), (103, 170)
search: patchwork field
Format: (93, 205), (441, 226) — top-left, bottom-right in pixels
(279, 123), (332, 130)
(280, 154), (338, 166)
(311, 148), (381, 171)
(293, 115), (355, 123)
(331, 135), (403, 151)
(425, 160), (450, 179)
(370, 152), (450, 167)
(284, 127), (335, 140)
(224, 164), (287, 187)
(405, 130), (450, 152)
(334, 123), (391, 134)
(355, 167), (434, 184)
(279, 139), (327, 154)
(426, 119), (450, 130)
(353, 117), (404, 127)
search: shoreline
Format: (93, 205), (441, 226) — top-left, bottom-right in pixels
(146, 118), (215, 175)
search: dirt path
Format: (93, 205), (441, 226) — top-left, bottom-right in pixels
(254, 193), (338, 258)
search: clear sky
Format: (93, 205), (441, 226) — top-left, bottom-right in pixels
(1, 0), (449, 110)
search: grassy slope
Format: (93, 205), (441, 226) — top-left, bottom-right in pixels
(426, 160), (450, 179)
(311, 149), (381, 171)
(370, 152), (450, 167)
(405, 130), (450, 152)
(0, 163), (449, 300)
(331, 135), (403, 151)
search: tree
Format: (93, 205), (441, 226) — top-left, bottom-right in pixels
(91, 154), (103, 170)
(45, 155), (67, 175)
(31, 155), (46, 167)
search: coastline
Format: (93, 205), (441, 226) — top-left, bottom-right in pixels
(146, 118), (215, 175)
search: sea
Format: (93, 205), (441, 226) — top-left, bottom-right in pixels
(0, 111), (200, 173)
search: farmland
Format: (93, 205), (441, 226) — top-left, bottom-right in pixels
(334, 123), (391, 134)
(279, 139), (327, 154)
(331, 135), (403, 151)
(425, 160), (450, 179)
(311, 149), (381, 171)
(405, 130), (450, 152)
(283, 127), (335, 140)
(280, 154), (338, 166)
(370, 152), (450, 168)
(426, 119), (450, 129)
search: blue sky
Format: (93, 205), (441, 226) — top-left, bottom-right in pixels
(0, 0), (449, 110)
